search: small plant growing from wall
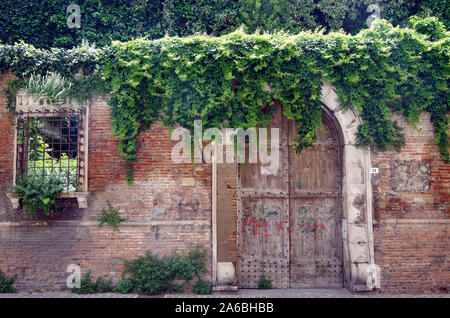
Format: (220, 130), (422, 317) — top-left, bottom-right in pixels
(193, 279), (212, 295)
(0, 270), (17, 293)
(70, 271), (113, 294)
(97, 201), (128, 231)
(258, 275), (272, 289)
(9, 174), (64, 219)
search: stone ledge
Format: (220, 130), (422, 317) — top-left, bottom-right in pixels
(7, 192), (90, 209)
(16, 89), (85, 112)
(59, 192), (90, 208)
(351, 284), (374, 292)
(212, 285), (238, 293)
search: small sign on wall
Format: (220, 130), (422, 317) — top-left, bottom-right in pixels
(370, 167), (379, 174)
(181, 177), (195, 186)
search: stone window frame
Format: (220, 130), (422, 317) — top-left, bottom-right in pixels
(7, 89), (89, 209)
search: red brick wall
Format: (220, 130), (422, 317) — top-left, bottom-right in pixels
(0, 71), (448, 293)
(0, 73), (212, 291)
(371, 113), (449, 293)
(0, 72), (15, 199)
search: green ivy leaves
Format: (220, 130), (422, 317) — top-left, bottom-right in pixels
(101, 21), (448, 182)
(2, 17), (449, 184)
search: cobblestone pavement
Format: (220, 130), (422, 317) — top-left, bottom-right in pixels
(0, 288), (448, 298)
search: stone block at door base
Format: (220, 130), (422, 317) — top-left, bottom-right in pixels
(350, 263), (380, 290)
(217, 262), (235, 285)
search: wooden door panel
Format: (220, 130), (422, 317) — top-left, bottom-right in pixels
(289, 198), (317, 288)
(237, 105), (343, 288)
(240, 104), (284, 191)
(288, 110), (342, 288)
(289, 147), (339, 193)
(240, 197), (286, 260)
(237, 260), (262, 288)
(315, 197), (341, 261)
(289, 114), (340, 194)
(315, 263), (343, 288)
(289, 146), (317, 192)
(289, 198), (315, 261)
(290, 263), (315, 288)
(238, 259), (289, 288)
(239, 152), (284, 191)
(314, 197), (343, 288)
(238, 196), (289, 288)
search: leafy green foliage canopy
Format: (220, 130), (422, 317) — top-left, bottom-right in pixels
(0, 1), (448, 49)
(0, 18), (448, 183)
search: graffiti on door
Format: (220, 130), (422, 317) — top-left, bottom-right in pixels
(297, 206), (326, 253)
(242, 204), (285, 237)
(241, 205), (326, 248)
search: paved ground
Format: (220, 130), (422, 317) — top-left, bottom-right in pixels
(0, 288), (448, 298)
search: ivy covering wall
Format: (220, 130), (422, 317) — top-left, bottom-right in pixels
(0, 18), (448, 183)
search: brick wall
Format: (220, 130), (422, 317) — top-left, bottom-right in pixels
(0, 72), (15, 209)
(371, 113), (449, 293)
(0, 71), (448, 293)
(0, 73), (212, 291)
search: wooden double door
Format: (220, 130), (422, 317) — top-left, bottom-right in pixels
(237, 105), (343, 288)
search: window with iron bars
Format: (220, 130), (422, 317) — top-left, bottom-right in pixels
(15, 109), (86, 193)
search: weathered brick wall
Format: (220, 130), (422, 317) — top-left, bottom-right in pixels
(0, 71), (448, 293)
(371, 113), (449, 293)
(0, 72), (15, 212)
(0, 73), (212, 291)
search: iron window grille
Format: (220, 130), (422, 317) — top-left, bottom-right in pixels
(15, 108), (86, 193)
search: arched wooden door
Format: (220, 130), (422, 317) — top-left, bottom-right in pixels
(237, 104), (343, 288)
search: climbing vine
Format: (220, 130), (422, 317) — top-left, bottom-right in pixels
(1, 0), (448, 49)
(0, 39), (106, 114)
(0, 17), (448, 184)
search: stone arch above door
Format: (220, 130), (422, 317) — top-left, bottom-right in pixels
(321, 82), (380, 291)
